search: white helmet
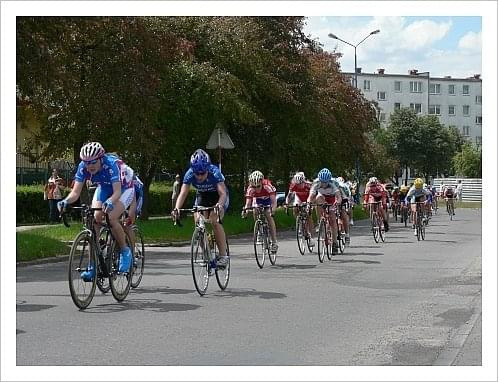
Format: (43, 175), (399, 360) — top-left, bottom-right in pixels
(369, 176), (378, 184)
(80, 142), (105, 161)
(248, 170), (264, 186)
(293, 172), (305, 184)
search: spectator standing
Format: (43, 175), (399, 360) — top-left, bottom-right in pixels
(456, 179), (463, 203)
(171, 174), (181, 212)
(45, 169), (65, 222)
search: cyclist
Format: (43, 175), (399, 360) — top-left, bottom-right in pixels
(307, 168), (342, 255)
(363, 177), (389, 232)
(242, 170), (279, 253)
(443, 184), (456, 215)
(336, 176), (351, 245)
(172, 149), (229, 267)
(123, 174), (144, 260)
(398, 185), (410, 222)
(391, 186), (400, 216)
(285, 171), (315, 247)
(406, 178), (432, 235)
(57, 142), (135, 280)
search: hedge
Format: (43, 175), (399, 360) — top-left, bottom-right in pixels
(16, 182), (248, 224)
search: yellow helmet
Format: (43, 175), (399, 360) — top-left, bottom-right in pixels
(400, 185), (409, 193)
(414, 178), (424, 189)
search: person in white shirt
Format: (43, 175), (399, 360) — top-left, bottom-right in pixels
(455, 180), (463, 203)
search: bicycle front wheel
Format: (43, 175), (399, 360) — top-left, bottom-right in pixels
(215, 239), (230, 291)
(96, 228), (111, 294)
(68, 231), (97, 310)
(131, 226), (145, 289)
(372, 216), (380, 243)
(109, 231), (133, 302)
(317, 220), (327, 263)
(191, 229), (209, 296)
(253, 221), (266, 269)
(296, 218), (306, 255)
(379, 216), (386, 243)
(338, 232), (345, 253)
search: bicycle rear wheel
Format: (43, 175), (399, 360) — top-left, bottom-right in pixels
(296, 218), (306, 255)
(253, 221), (266, 269)
(68, 231), (97, 310)
(109, 231), (133, 302)
(131, 226), (145, 289)
(191, 229), (209, 296)
(215, 239), (230, 291)
(317, 220), (327, 263)
(96, 228), (111, 294)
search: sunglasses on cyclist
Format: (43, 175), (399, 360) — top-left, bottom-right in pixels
(194, 171), (207, 176)
(83, 159), (99, 165)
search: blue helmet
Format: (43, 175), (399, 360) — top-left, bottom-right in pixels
(190, 149), (211, 173)
(318, 168), (332, 182)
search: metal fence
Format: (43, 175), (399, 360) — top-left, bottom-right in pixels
(16, 153), (74, 185)
(432, 178), (482, 202)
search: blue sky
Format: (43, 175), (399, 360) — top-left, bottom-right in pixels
(304, 16), (482, 78)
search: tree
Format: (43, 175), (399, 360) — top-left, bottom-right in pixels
(452, 143), (482, 178)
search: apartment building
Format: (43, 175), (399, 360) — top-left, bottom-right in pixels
(344, 68), (482, 147)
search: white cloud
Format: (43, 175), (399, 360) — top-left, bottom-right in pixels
(458, 31), (481, 52)
(399, 19), (452, 50)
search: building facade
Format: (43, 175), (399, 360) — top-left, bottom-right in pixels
(344, 69), (482, 148)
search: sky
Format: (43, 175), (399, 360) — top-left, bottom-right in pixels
(303, 16), (482, 78)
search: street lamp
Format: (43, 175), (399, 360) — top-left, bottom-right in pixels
(328, 29), (380, 189)
(328, 29), (380, 89)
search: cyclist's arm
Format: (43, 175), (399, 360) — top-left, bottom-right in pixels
(63, 180), (84, 204)
(174, 183), (190, 210)
(270, 193), (277, 211)
(216, 181), (227, 208)
(107, 181), (122, 204)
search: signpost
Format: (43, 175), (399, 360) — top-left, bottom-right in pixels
(206, 127), (235, 171)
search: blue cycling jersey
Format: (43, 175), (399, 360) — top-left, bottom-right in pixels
(183, 164), (225, 193)
(75, 154), (134, 192)
(133, 175), (144, 199)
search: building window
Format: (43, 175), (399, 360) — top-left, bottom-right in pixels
(448, 84), (455, 95)
(394, 81), (402, 92)
(462, 126), (470, 137)
(476, 95), (482, 104)
(394, 102), (401, 110)
(429, 105), (441, 115)
(429, 83), (441, 94)
(410, 81), (422, 93)
(475, 136), (482, 147)
(463, 84), (470, 95)
(363, 80), (371, 91)
(410, 103), (422, 114)
(379, 113), (386, 122)
(377, 91), (386, 101)
(463, 105), (470, 116)
(448, 105), (456, 115)
(476, 116), (482, 124)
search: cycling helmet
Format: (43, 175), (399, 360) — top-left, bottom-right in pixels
(400, 185), (409, 192)
(190, 149), (211, 173)
(80, 142), (105, 161)
(337, 176), (345, 183)
(369, 177), (378, 184)
(318, 168), (332, 182)
(394, 186), (400, 191)
(293, 172), (305, 184)
(249, 170), (264, 187)
(414, 178), (424, 189)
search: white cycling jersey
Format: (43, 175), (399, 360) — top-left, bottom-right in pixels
(309, 178), (340, 197)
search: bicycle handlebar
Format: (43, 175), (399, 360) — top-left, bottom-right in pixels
(173, 205), (222, 227)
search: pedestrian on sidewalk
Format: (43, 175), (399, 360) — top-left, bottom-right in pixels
(44, 168), (65, 223)
(171, 174), (181, 212)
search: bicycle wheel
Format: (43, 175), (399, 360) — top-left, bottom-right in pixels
(96, 228), (111, 294)
(131, 226), (145, 289)
(416, 214), (422, 241)
(420, 219), (426, 240)
(403, 208), (408, 227)
(109, 231), (133, 302)
(317, 220), (327, 263)
(68, 231), (97, 310)
(296, 218), (306, 255)
(215, 238), (230, 291)
(268, 225), (277, 265)
(191, 228), (209, 296)
(338, 232), (345, 253)
(372, 216), (380, 243)
(253, 221), (266, 269)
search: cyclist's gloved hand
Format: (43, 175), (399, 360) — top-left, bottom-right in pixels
(103, 199), (114, 212)
(57, 199), (68, 212)
(241, 209), (247, 219)
(171, 207), (179, 220)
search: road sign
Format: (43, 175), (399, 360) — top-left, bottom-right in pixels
(206, 128), (235, 171)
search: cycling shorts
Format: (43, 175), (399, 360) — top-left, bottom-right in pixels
(252, 197), (272, 208)
(194, 190), (229, 212)
(93, 186), (135, 210)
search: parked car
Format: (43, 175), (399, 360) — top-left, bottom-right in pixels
(276, 191), (286, 207)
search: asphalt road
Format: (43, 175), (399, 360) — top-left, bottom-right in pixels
(16, 208), (482, 367)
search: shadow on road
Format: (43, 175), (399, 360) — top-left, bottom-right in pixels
(16, 301), (56, 312)
(82, 298), (202, 313)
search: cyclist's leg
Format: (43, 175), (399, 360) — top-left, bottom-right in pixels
(211, 208), (227, 257)
(265, 209), (277, 244)
(92, 186), (107, 235)
(125, 197), (137, 248)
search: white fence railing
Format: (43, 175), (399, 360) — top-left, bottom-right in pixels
(432, 178), (482, 202)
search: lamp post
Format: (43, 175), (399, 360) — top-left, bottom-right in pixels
(328, 29), (380, 88)
(328, 29), (380, 189)
(416, 71), (430, 115)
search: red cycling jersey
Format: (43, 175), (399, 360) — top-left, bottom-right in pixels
(288, 181), (312, 203)
(363, 183), (388, 207)
(245, 179), (276, 201)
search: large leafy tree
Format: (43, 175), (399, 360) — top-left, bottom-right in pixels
(452, 143), (481, 178)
